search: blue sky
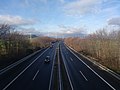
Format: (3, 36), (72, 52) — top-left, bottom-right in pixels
(0, 0), (120, 36)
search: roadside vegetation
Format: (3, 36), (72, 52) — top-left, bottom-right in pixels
(0, 24), (54, 69)
(65, 28), (120, 73)
(31, 36), (55, 49)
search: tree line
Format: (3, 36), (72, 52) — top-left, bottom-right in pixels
(65, 29), (120, 73)
(0, 24), (54, 68)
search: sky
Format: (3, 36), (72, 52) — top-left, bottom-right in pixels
(0, 0), (120, 37)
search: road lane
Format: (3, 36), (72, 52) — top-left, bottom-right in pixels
(28, 44), (57, 90)
(0, 43), (57, 90)
(1, 48), (51, 90)
(60, 46), (74, 90)
(60, 42), (120, 90)
(0, 48), (49, 90)
(60, 45), (86, 90)
(0, 48), (46, 75)
(65, 44), (120, 90)
(48, 46), (57, 90)
(0, 41), (119, 90)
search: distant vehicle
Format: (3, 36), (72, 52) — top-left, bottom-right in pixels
(50, 44), (53, 48)
(51, 41), (56, 43)
(44, 56), (50, 63)
(50, 45), (53, 48)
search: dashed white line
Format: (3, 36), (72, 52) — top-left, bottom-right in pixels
(66, 46), (116, 90)
(32, 70), (39, 80)
(70, 58), (73, 61)
(79, 71), (88, 81)
(2, 48), (49, 90)
(0, 49), (43, 75)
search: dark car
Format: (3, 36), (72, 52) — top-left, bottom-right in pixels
(50, 45), (53, 48)
(44, 56), (50, 63)
(50, 44), (53, 48)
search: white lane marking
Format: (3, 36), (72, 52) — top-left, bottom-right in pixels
(48, 47), (56, 90)
(79, 71), (88, 81)
(78, 52), (120, 81)
(66, 46), (116, 90)
(70, 58), (73, 61)
(32, 70), (39, 80)
(2, 48), (49, 90)
(0, 49), (44, 75)
(58, 46), (62, 90)
(60, 46), (74, 90)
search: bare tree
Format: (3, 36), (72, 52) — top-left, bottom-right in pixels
(65, 28), (120, 72)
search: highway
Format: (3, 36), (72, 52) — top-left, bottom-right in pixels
(60, 42), (120, 90)
(0, 41), (120, 90)
(0, 43), (57, 90)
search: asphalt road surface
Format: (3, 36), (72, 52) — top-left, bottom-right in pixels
(0, 43), (57, 90)
(60, 42), (120, 90)
(0, 42), (120, 90)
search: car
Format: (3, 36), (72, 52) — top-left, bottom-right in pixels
(44, 56), (50, 63)
(50, 43), (54, 48)
(50, 45), (53, 48)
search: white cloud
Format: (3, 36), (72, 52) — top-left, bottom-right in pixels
(0, 15), (35, 25)
(59, 25), (85, 33)
(57, 25), (86, 37)
(107, 17), (120, 26)
(63, 0), (104, 16)
(18, 27), (41, 35)
(59, 0), (65, 3)
(38, 25), (86, 38)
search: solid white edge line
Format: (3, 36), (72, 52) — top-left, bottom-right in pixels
(2, 48), (49, 90)
(0, 48), (44, 75)
(60, 45), (74, 90)
(65, 43), (120, 80)
(48, 47), (56, 90)
(32, 70), (39, 80)
(77, 51), (120, 81)
(79, 71), (88, 81)
(66, 45), (116, 90)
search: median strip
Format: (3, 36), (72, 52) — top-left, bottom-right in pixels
(60, 45), (74, 90)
